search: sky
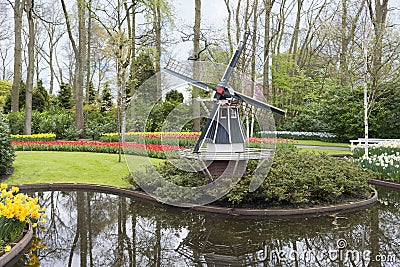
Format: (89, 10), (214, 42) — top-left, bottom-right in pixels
(167, 0), (229, 60)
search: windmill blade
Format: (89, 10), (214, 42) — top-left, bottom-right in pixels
(234, 92), (285, 117)
(163, 67), (216, 93)
(218, 31), (250, 88)
(193, 102), (220, 153)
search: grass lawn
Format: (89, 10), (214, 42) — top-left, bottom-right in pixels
(295, 140), (350, 148)
(299, 148), (351, 155)
(6, 151), (163, 188)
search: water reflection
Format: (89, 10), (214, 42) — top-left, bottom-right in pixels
(16, 189), (400, 267)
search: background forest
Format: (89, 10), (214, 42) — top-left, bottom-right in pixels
(0, 0), (399, 141)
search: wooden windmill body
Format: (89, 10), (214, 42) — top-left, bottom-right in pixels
(164, 32), (285, 179)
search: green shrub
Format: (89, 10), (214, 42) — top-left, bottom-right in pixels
(127, 148), (374, 207)
(0, 113), (15, 175)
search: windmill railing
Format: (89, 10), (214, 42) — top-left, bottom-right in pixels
(178, 147), (274, 161)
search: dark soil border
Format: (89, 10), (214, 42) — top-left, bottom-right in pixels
(0, 167), (14, 183)
(0, 221), (33, 267)
(16, 183), (377, 217)
(369, 179), (400, 191)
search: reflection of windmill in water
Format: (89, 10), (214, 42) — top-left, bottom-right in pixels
(164, 32), (285, 179)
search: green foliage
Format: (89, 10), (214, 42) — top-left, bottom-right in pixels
(165, 90), (183, 104)
(129, 49), (156, 95)
(260, 149), (373, 205)
(0, 112), (15, 175)
(85, 109), (117, 140)
(3, 80), (26, 113)
(86, 81), (96, 105)
(127, 148), (373, 207)
(0, 216), (25, 248)
(57, 83), (73, 109)
(319, 87), (364, 141)
(5, 108), (75, 139)
(144, 97), (192, 132)
(0, 80), (12, 108)
(32, 80), (50, 112)
(369, 81), (400, 138)
(100, 82), (113, 112)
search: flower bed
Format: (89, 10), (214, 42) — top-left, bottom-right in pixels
(12, 140), (182, 159)
(100, 132), (201, 147)
(0, 184), (46, 253)
(258, 131), (337, 141)
(13, 133), (297, 159)
(101, 132), (296, 149)
(10, 133), (56, 142)
(353, 141), (400, 183)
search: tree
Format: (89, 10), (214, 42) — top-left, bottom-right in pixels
(24, 0), (35, 135)
(100, 82), (113, 112)
(40, 0), (65, 95)
(192, 0), (201, 132)
(32, 80), (49, 112)
(165, 89), (183, 104)
(3, 80), (26, 113)
(11, 0), (25, 113)
(57, 82), (73, 109)
(61, 0), (86, 136)
(0, 80), (12, 107)
(87, 81), (96, 105)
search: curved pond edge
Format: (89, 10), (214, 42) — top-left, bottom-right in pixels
(0, 221), (33, 267)
(369, 179), (400, 191)
(16, 183), (378, 217)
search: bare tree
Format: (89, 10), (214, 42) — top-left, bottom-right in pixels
(192, 0), (201, 132)
(23, 0), (34, 134)
(10, 0), (25, 112)
(61, 0), (86, 136)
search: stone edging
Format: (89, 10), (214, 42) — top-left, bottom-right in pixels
(16, 183), (377, 217)
(0, 221), (33, 267)
(368, 179), (400, 191)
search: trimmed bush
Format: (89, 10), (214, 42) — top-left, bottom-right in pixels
(0, 113), (15, 175)
(127, 148), (374, 207)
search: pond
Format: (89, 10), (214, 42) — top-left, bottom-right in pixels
(16, 188), (400, 267)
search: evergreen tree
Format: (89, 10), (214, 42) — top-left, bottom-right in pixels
(32, 80), (49, 112)
(100, 82), (113, 112)
(165, 90), (184, 104)
(57, 82), (73, 109)
(3, 81), (26, 113)
(127, 49), (156, 101)
(87, 81), (96, 105)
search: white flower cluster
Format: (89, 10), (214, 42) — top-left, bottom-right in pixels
(259, 131), (337, 140)
(354, 151), (400, 180)
(353, 140), (400, 150)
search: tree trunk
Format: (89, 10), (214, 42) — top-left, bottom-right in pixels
(224, 0), (233, 54)
(86, 0), (92, 104)
(154, 3), (162, 99)
(368, 0), (389, 93)
(11, 0), (25, 112)
(24, 0), (35, 135)
(75, 0), (86, 136)
(289, 0), (303, 63)
(49, 44), (54, 95)
(192, 0), (201, 132)
(263, 0), (274, 99)
(339, 0), (348, 86)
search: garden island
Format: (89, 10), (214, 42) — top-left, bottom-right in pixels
(0, 0), (399, 265)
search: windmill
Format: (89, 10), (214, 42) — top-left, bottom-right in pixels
(163, 32), (285, 179)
